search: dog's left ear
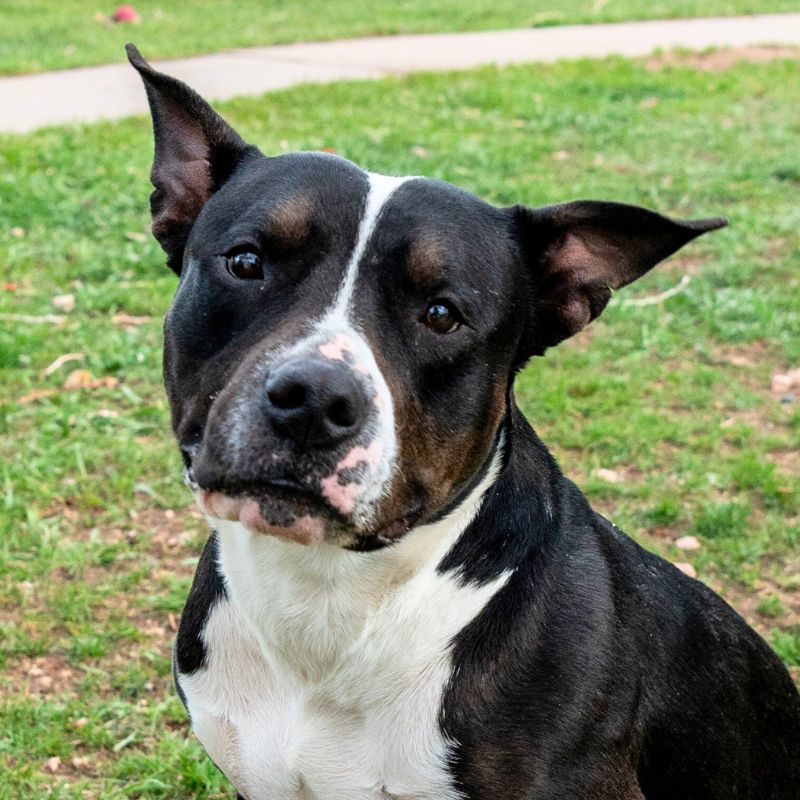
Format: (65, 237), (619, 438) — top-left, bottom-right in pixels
(512, 200), (726, 358)
(127, 44), (256, 273)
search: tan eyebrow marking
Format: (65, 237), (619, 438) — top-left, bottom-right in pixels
(266, 195), (314, 244)
(406, 234), (444, 284)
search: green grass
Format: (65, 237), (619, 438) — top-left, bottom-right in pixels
(2, 53), (800, 797)
(0, 0), (798, 75)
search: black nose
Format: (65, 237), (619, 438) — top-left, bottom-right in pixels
(263, 359), (368, 449)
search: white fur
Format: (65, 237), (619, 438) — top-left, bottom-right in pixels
(179, 444), (507, 800)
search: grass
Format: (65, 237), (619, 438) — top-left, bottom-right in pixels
(0, 0), (798, 75)
(1, 51), (800, 797)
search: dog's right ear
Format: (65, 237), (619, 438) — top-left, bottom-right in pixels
(127, 44), (255, 273)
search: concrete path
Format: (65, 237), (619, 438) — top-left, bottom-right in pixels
(2, 13), (799, 134)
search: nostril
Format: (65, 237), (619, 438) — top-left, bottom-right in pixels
(327, 397), (357, 428)
(268, 381), (307, 410)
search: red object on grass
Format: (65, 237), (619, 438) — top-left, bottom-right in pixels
(112, 5), (138, 23)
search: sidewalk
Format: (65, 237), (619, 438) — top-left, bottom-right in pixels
(1, 13), (799, 134)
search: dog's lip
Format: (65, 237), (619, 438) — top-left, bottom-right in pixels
(196, 474), (345, 522)
(197, 489), (328, 545)
(195, 475), (424, 547)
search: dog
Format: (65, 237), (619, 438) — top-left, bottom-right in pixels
(127, 45), (800, 800)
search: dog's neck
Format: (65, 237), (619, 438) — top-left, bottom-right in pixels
(211, 437), (507, 681)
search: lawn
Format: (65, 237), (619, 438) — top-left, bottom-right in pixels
(1, 51), (799, 797)
(0, 0), (798, 75)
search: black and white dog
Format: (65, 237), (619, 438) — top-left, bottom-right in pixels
(128, 46), (800, 799)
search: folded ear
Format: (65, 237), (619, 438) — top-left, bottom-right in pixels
(127, 43), (256, 273)
(513, 200), (726, 358)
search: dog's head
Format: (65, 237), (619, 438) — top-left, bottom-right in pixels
(129, 45), (725, 549)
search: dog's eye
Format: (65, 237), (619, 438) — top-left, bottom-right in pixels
(225, 251), (263, 280)
(423, 301), (461, 334)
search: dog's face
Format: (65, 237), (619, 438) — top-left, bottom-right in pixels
(130, 46), (724, 549)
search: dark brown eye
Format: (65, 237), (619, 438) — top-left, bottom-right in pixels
(226, 251), (263, 280)
(423, 301), (461, 334)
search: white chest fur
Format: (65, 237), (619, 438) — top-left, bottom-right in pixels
(177, 462), (508, 800)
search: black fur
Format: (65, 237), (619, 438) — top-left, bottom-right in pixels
(441, 410), (800, 799)
(126, 46), (800, 800)
(174, 532), (227, 675)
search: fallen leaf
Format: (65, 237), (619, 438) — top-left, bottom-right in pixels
(554, 150), (571, 161)
(2, 282), (17, 291)
(411, 146), (428, 157)
(675, 535), (701, 551)
(125, 231), (147, 243)
(42, 352), (84, 376)
(725, 354), (754, 367)
(639, 96), (659, 109)
(111, 312), (151, 327)
(0, 312), (65, 324)
(17, 388), (59, 404)
(43, 756), (61, 773)
(91, 408), (119, 419)
(63, 369), (93, 390)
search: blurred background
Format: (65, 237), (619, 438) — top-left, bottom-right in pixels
(1, 2), (798, 798)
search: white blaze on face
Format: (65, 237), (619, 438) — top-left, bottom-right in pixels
(282, 172), (412, 530)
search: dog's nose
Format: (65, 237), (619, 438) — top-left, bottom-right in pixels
(264, 360), (368, 449)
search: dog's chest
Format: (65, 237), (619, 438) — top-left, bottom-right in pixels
(177, 522), (508, 800)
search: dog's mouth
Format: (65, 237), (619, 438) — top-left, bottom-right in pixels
(193, 470), (422, 549)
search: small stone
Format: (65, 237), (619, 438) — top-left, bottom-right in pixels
(52, 293), (75, 312)
(675, 535), (701, 551)
(11, 227), (25, 237)
(780, 393), (796, 404)
(595, 468), (622, 484)
(771, 368), (800, 394)
(674, 562), (697, 578)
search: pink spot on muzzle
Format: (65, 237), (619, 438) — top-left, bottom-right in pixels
(320, 439), (383, 515)
(320, 476), (365, 515)
(319, 333), (369, 374)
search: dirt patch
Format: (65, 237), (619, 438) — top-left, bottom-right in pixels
(646, 46), (800, 72)
(767, 448), (799, 477)
(0, 504), (208, 700)
(713, 571), (800, 637)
